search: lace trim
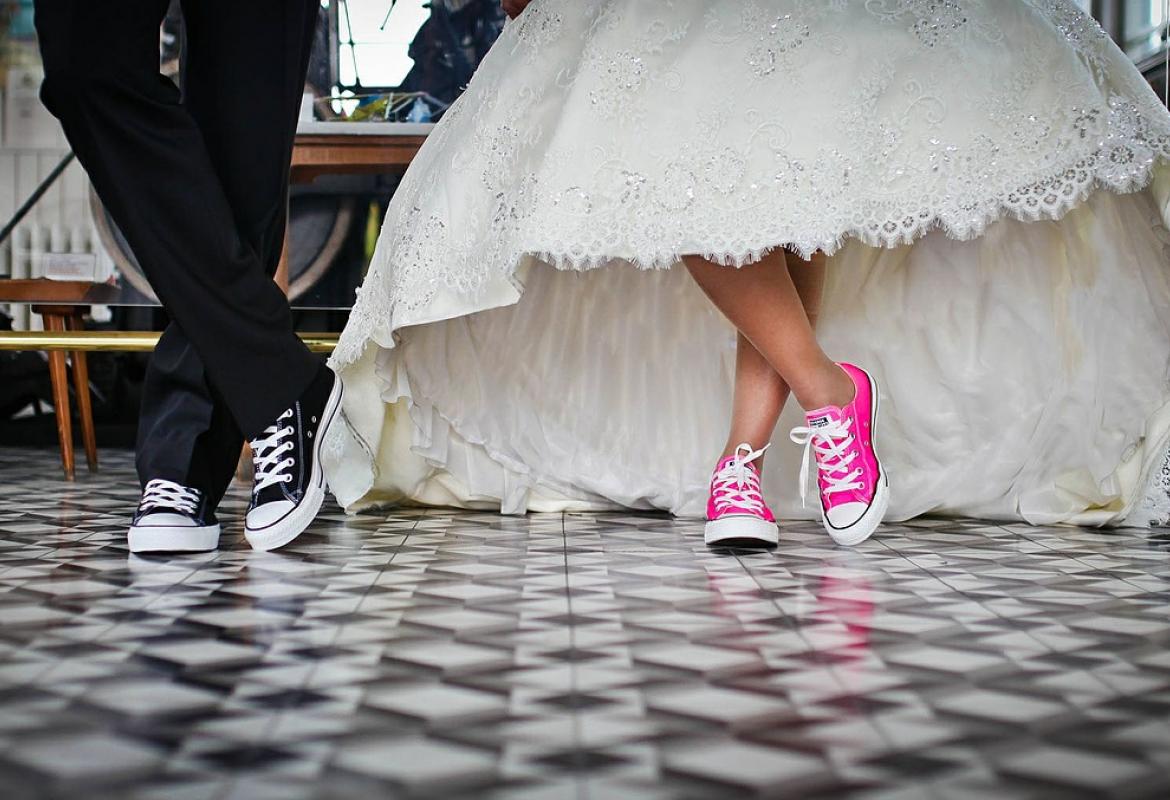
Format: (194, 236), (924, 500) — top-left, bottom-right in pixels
(329, 0), (1170, 370)
(331, 153), (1169, 370)
(1128, 440), (1170, 527)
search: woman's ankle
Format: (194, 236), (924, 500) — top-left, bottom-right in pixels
(796, 362), (855, 411)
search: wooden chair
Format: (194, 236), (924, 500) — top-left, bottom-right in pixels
(0, 280), (117, 479)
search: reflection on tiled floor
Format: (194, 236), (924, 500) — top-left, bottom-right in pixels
(1, 448), (1169, 799)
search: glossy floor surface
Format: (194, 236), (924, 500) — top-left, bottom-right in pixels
(1, 448), (1169, 799)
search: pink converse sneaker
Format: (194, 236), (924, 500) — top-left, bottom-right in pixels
(704, 443), (778, 546)
(789, 363), (889, 546)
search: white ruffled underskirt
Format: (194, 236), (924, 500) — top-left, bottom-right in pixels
(324, 180), (1170, 527)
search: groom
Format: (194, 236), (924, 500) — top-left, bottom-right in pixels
(34, 0), (344, 553)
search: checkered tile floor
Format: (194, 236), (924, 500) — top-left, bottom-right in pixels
(1, 447), (1169, 799)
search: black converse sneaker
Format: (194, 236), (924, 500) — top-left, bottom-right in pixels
(244, 365), (344, 552)
(128, 479), (221, 553)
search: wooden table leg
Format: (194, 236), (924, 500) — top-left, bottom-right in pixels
(236, 443), (254, 483)
(275, 217), (291, 293)
(66, 314), (98, 472)
(42, 313), (75, 480)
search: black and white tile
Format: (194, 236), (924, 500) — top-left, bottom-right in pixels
(1, 447), (1168, 799)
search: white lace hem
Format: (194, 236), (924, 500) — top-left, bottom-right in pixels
(332, 156), (1170, 373)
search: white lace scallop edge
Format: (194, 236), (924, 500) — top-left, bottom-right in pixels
(1126, 436), (1170, 528)
(537, 158), (1168, 268)
(331, 159), (1170, 372)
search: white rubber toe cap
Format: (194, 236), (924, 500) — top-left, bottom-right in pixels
(134, 511), (198, 528)
(127, 517), (220, 553)
(704, 515), (779, 546)
(822, 477), (889, 547)
(246, 500), (295, 531)
(826, 502), (867, 529)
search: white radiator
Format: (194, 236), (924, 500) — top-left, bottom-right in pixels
(2, 63), (117, 330)
(0, 148), (116, 331)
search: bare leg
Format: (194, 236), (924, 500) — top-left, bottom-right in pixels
(718, 252), (829, 470)
(723, 332), (785, 463)
(686, 249), (851, 423)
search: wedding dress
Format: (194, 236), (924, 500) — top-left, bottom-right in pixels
(324, 0), (1170, 527)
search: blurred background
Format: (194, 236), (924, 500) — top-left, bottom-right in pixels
(0, 0), (1166, 451)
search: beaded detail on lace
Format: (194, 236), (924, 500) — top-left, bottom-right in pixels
(1128, 447), (1170, 527)
(330, 0), (1170, 370)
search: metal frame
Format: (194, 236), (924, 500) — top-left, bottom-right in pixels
(1095, 0), (1125, 40)
(1095, 0), (1170, 63)
(0, 331), (339, 353)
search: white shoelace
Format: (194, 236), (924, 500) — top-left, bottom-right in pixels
(251, 409), (296, 493)
(711, 442), (770, 514)
(139, 478), (199, 515)
(790, 417), (864, 507)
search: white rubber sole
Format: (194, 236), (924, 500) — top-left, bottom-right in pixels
(245, 375), (344, 553)
(822, 366), (889, 547)
(704, 515), (779, 546)
(128, 523), (221, 553)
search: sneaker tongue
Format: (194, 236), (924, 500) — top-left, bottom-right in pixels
(718, 455), (759, 475)
(253, 482), (288, 506)
(806, 406), (845, 430)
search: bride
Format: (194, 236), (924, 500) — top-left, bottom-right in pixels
(323, 0), (1170, 541)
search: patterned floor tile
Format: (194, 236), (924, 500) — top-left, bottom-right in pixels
(0, 447), (1168, 798)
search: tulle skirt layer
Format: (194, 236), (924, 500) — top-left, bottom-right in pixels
(325, 186), (1170, 526)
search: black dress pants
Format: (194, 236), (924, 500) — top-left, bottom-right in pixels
(34, 0), (322, 508)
